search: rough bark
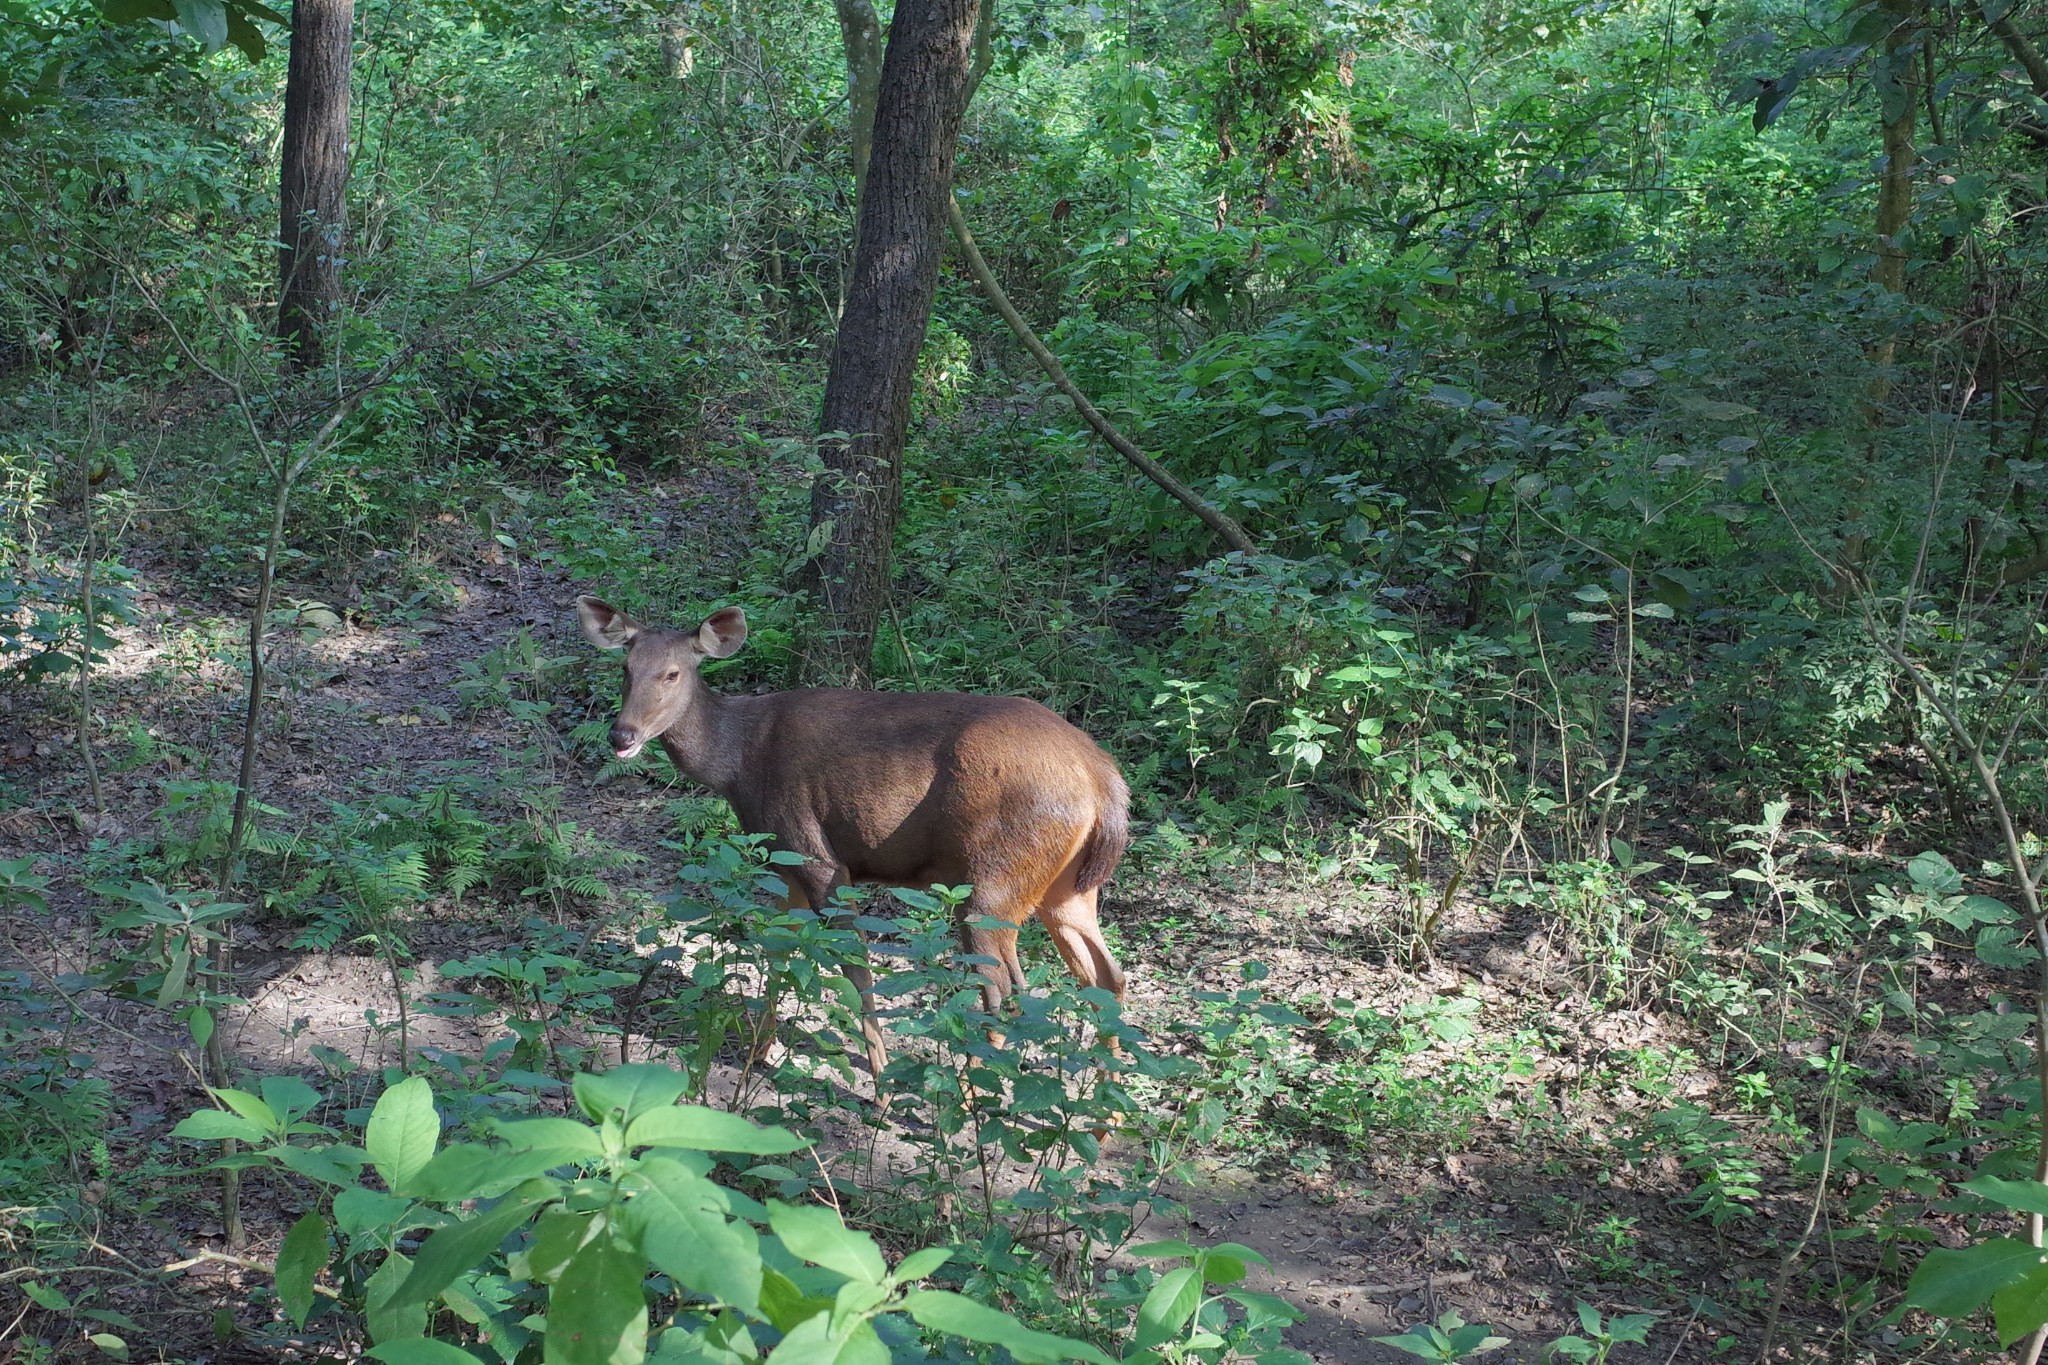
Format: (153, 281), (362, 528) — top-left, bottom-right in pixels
(799, 0), (981, 686)
(278, 0), (354, 371)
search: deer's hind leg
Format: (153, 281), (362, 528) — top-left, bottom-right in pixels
(1037, 884), (1124, 1001)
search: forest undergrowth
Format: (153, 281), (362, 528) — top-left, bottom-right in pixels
(6, 0), (2048, 1361)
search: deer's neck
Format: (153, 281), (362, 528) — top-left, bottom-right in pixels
(657, 683), (751, 796)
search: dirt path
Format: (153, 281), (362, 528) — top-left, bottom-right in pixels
(1, 497), (1752, 1363)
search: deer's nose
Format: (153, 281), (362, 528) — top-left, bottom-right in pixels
(610, 723), (645, 759)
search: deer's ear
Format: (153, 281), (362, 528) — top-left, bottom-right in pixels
(577, 596), (641, 651)
(697, 607), (748, 659)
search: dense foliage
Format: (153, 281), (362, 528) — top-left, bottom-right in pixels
(4, 0), (2048, 1358)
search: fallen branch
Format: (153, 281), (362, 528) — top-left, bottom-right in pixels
(944, 197), (1257, 556)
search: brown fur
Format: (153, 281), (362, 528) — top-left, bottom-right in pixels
(576, 596), (1130, 1072)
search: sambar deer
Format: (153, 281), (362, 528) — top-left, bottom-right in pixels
(575, 596), (1129, 1074)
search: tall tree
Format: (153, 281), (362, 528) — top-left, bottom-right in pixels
(835, 0), (882, 203)
(277, 0), (353, 370)
(798, 0), (981, 685)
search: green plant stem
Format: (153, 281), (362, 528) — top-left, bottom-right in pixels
(1875, 635), (2048, 1363)
(1753, 964), (1867, 1365)
(74, 434), (104, 816)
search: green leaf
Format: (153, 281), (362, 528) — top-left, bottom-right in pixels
(413, 1142), (588, 1202)
(772, 1312), (888, 1365)
(545, 1223), (647, 1365)
(365, 1077), (440, 1197)
(757, 1266), (830, 1333)
(222, 3), (266, 60)
(493, 1117), (605, 1157)
(1198, 1253), (1246, 1285)
(768, 1202), (886, 1286)
(367, 1341), (490, 1365)
(899, 1290), (1113, 1364)
(1996, 1262), (2048, 1347)
(1127, 1239), (1198, 1260)
(1906, 1239), (2047, 1318)
(213, 1087), (279, 1130)
(276, 1212), (328, 1328)
(626, 1106), (806, 1155)
(1222, 1290), (1301, 1327)
(275, 1142), (366, 1189)
(367, 1251), (427, 1344)
(171, 0), (228, 49)
(98, 0), (178, 23)
(1200, 1242), (1268, 1266)
(1963, 1178), (2048, 1218)
(1133, 1266), (1203, 1350)
(521, 1210), (603, 1286)
(334, 1188), (416, 1240)
(260, 1075), (322, 1125)
(626, 1158), (762, 1315)
(170, 1110), (267, 1143)
(892, 1246), (953, 1282)
(573, 1065), (691, 1125)
(394, 1186), (553, 1307)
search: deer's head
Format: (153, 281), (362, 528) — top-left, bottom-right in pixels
(575, 596), (747, 759)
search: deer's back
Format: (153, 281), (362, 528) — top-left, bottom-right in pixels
(731, 689), (1119, 886)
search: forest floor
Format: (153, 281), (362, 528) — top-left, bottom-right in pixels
(0, 473), (1843, 1364)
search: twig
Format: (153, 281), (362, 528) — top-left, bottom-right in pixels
(160, 1250), (343, 1299)
(944, 197), (1257, 556)
(1755, 962), (1868, 1363)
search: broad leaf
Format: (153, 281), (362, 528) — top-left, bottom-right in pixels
(1907, 1238), (2047, 1318)
(170, 0), (228, 49)
(170, 1110), (266, 1143)
(899, 1290), (1112, 1365)
(276, 1212), (328, 1329)
(768, 1201), (885, 1286)
(260, 1075), (323, 1126)
(626, 1105), (805, 1155)
(394, 1186), (553, 1308)
(493, 1117), (605, 1157)
(367, 1251), (426, 1344)
(627, 1158), (762, 1314)
(1133, 1266), (1202, 1350)
(544, 1223), (646, 1365)
(892, 1246), (953, 1282)
(1962, 1178), (2048, 1218)
(1997, 1261), (2048, 1347)
(572, 1065), (691, 1125)
(413, 1142), (588, 1202)
(334, 1188), (416, 1241)
(368, 1341), (490, 1365)
(365, 1077), (440, 1197)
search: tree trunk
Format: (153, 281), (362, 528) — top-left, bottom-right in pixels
(1863, 0), (1920, 419)
(798, 0), (981, 686)
(1871, 0), (1919, 300)
(278, 0), (354, 372)
(835, 0), (883, 202)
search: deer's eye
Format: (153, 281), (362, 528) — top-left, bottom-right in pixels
(664, 671), (681, 681)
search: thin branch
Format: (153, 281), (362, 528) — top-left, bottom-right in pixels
(945, 197), (1258, 556)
